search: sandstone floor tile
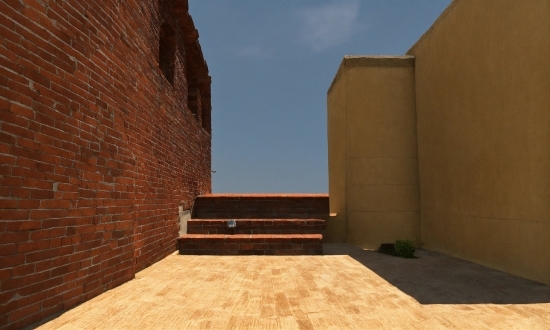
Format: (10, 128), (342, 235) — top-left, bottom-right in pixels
(35, 244), (550, 330)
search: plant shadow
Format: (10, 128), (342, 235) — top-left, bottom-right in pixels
(324, 243), (550, 305)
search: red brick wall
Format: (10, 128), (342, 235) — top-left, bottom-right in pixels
(0, 0), (211, 328)
(192, 194), (329, 219)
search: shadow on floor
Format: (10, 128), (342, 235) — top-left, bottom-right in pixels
(324, 243), (550, 305)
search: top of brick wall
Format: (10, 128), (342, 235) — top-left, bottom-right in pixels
(199, 194), (329, 198)
(192, 194), (329, 219)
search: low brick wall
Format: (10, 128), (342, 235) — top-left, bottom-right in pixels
(192, 194), (329, 219)
(178, 234), (323, 255)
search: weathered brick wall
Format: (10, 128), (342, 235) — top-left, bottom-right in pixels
(192, 194), (329, 219)
(0, 0), (211, 328)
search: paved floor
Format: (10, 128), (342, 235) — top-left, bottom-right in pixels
(36, 244), (550, 329)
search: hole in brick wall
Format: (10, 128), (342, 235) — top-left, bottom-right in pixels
(201, 106), (210, 131)
(188, 87), (201, 120)
(159, 23), (176, 85)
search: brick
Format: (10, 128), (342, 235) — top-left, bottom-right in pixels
(0, 200), (18, 209)
(30, 209), (69, 220)
(5, 220), (41, 231)
(29, 228), (66, 241)
(1, 1), (213, 328)
(0, 132), (16, 145)
(10, 103), (34, 119)
(0, 244), (16, 257)
(42, 294), (64, 309)
(12, 166), (44, 179)
(39, 199), (71, 209)
(16, 157), (37, 169)
(26, 246), (73, 263)
(0, 209), (29, 220)
(0, 110), (30, 130)
(11, 187), (30, 198)
(0, 231), (29, 243)
(18, 199), (41, 209)
(0, 254), (25, 269)
(8, 302), (41, 323)
(36, 162), (56, 173)
(0, 268), (11, 281)
(12, 263), (35, 277)
(17, 239), (50, 253)
(30, 189), (55, 199)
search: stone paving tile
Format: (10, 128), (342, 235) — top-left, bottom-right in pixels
(35, 244), (550, 330)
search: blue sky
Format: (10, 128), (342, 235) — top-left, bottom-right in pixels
(190, 0), (452, 193)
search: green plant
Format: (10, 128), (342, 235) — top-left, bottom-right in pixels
(394, 239), (415, 258)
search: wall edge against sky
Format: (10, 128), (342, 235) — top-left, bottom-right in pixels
(406, 0), (460, 55)
(328, 57), (347, 96)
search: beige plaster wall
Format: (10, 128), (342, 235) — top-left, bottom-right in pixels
(408, 0), (550, 284)
(327, 56), (420, 248)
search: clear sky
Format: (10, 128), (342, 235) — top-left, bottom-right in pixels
(190, 0), (452, 193)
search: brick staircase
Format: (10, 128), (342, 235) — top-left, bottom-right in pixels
(178, 194), (328, 255)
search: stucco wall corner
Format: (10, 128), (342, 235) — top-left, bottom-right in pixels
(328, 57), (348, 96)
(406, 0), (460, 55)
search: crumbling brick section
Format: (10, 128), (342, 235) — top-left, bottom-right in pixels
(0, 0), (211, 329)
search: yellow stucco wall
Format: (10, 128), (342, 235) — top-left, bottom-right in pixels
(407, 0), (550, 285)
(327, 56), (420, 248)
(327, 61), (347, 243)
(328, 0), (550, 284)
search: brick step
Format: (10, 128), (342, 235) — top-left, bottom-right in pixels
(178, 234), (323, 255)
(187, 219), (325, 235)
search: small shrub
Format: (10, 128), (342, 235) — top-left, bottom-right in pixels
(394, 239), (415, 258)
